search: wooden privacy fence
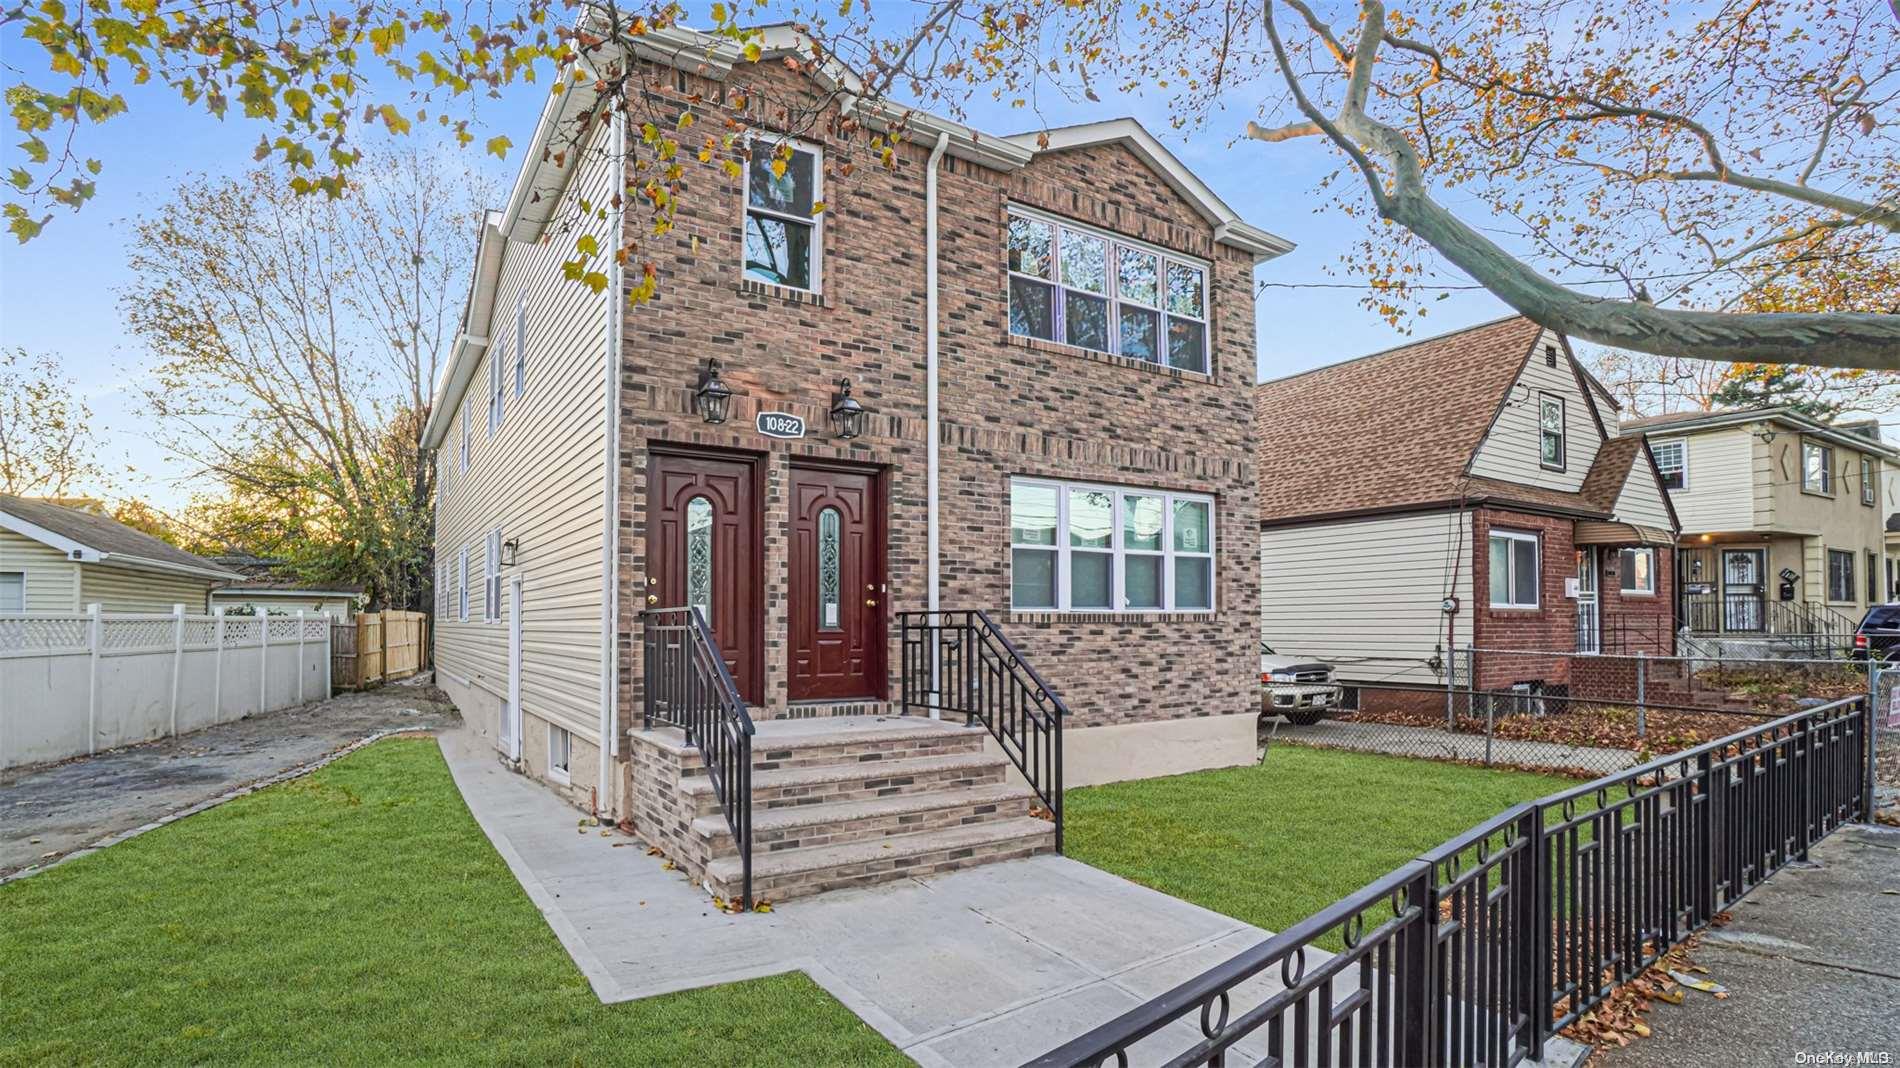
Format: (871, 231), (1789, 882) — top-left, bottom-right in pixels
(331, 610), (429, 691)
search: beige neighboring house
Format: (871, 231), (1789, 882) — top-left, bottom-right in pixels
(0, 495), (241, 613)
(209, 582), (361, 622)
(1621, 408), (1897, 642)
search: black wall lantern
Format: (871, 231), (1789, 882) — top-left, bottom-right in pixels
(694, 357), (733, 424)
(830, 378), (866, 440)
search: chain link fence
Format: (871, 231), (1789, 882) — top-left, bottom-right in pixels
(1264, 644), (1873, 779)
(1870, 662), (1900, 827)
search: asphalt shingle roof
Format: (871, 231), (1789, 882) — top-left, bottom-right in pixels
(0, 495), (236, 577)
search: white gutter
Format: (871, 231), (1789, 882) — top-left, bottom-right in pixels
(925, 131), (949, 720)
(598, 110), (626, 814)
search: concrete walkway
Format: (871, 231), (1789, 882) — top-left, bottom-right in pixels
(1274, 718), (1637, 775)
(1600, 823), (1900, 1067)
(439, 727), (1285, 1067)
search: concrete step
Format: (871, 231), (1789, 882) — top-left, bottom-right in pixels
(677, 751), (1009, 817)
(690, 782), (1038, 858)
(748, 718), (987, 772)
(704, 816), (1056, 902)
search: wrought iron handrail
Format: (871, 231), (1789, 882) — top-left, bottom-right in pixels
(1028, 694), (1874, 1067)
(642, 605), (755, 908)
(898, 610), (1067, 848)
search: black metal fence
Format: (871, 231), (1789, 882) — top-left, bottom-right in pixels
(898, 609), (1067, 849)
(1030, 695), (1874, 1068)
(642, 606), (755, 908)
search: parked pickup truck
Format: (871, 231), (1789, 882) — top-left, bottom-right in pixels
(1260, 643), (1340, 726)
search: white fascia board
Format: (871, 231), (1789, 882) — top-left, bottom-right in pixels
(0, 509), (99, 561)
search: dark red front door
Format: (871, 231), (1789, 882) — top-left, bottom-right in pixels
(648, 451), (763, 703)
(788, 465), (884, 700)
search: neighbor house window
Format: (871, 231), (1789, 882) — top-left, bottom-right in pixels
(484, 529), (502, 623)
(1861, 456), (1875, 506)
(1650, 439), (1686, 491)
(1488, 530), (1540, 608)
(1618, 548), (1655, 594)
(513, 294), (527, 398)
(1006, 208), (1209, 373)
(1803, 441), (1834, 494)
(548, 724), (571, 783)
(743, 140), (821, 291)
(1538, 393), (1565, 470)
(0, 571), (22, 612)
(457, 546), (470, 622)
(488, 333), (507, 435)
(1008, 478), (1215, 612)
(1828, 548), (1854, 602)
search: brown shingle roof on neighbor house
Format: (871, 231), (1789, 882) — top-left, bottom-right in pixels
(0, 494), (239, 578)
(1253, 316), (1547, 524)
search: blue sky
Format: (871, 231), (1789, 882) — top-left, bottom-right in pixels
(0, 16), (1517, 512)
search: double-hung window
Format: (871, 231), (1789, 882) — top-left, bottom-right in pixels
(1650, 439), (1686, 491)
(1827, 548), (1854, 603)
(460, 404), (470, 473)
(743, 140), (821, 291)
(1802, 440), (1834, 494)
(0, 571), (23, 613)
(488, 334), (507, 435)
(1861, 456), (1875, 506)
(1488, 530), (1540, 608)
(484, 529), (503, 623)
(457, 547), (470, 623)
(1618, 548), (1655, 594)
(1009, 478), (1215, 612)
(1538, 393), (1565, 470)
(513, 294), (527, 398)
(1006, 209), (1210, 373)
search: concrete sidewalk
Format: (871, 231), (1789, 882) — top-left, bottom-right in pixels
(439, 727), (1286, 1067)
(1601, 823), (1900, 1067)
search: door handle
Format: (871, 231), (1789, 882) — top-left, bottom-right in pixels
(866, 598), (878, 607)
(646, 594), (659, 605)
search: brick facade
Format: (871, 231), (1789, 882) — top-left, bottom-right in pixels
(608, 60), (1259, 809)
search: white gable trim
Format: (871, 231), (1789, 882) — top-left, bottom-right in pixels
(0, 509), (98, 562)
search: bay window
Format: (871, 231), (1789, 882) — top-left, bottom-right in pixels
(1007, 208), (1209, 373)
(1009, 478), (1215, 611)
(1488, 530), (1540, 608)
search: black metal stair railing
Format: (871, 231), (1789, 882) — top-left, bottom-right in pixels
(898, 610), (1067, 849)
(642, 606), (755, 908)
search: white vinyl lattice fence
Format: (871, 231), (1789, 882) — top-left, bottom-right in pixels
(0, 606), (332, 769)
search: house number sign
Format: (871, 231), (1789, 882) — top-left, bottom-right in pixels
(756, 412), (806, 439)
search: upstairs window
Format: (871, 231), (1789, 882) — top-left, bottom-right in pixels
(488, 335), (507, 435)
(460, 404), (470, 473)
(1538, 393), (1565, 470)
(1006, 209), (1209, 373)
(513, 294), (528, 398)
(1802, 441), (1834, 495)
(1008, 478), (1215, 612)
(1650, 439), (1686, 491)
(1488, 530), (1540, 608)
(744, 141), (821, 291)
(1861, 456), (1875, 506)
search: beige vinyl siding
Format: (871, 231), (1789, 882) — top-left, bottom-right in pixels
(1611, 450), (1674, 529)
(1657, 428), (1755, 533)
(433, 121), (615, 744)
(0, 529), (80, 612)
(1467, 329), (1602, 492)
(1261, 510), (1473, 686)
(77, 564), (213, 612)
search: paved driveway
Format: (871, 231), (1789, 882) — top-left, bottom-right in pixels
(1, 680), (458, 877)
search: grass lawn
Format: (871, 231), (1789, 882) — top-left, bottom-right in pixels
(1064, 744), (1577, 947)
(0, 738), (905, 1067)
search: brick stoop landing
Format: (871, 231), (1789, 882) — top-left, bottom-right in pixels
(625, 715), (1054, 904)
(755, 698), (896, 720)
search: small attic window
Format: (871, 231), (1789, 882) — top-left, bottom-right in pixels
(1544, 344), (1558, 368)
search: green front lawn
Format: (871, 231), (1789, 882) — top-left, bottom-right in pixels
(1065, 745), (1576, 946)
(0, 738), (904, 1067)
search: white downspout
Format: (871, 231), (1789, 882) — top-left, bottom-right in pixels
(598, 109), (625, 816)
(925, 131), (950, 719)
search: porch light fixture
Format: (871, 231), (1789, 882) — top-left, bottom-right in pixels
(693, 358), (733, 424)
(501, 538), (520, 568)
(830, 378), (867, 440)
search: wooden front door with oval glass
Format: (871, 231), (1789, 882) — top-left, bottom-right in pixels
(647, 451), (764, 704)
(788, 465), (885, 701)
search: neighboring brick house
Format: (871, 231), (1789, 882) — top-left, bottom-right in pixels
(421, 23), (1287, 901)
(1254, 317), (1680, 708)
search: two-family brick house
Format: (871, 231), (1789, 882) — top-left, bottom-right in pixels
(1254, 318), (1681, 708)
(421, 24), (1288, 902)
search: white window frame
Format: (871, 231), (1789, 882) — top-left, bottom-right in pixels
(488, 335), (506, 436)
(547, 724), (571, 784)
(513, 292), (527, 399)
(1618, 547), (1656, 596)
(1827, 547), (1855, 603)
(484, 528), (503, 624)
(1488, 529), (1542, 609)
(1802, 440), (1834, 495)
(460, 404), (470, 473)
(1537, 392), (1566, 471)
(1861, 455), (1875, 507)
(741, 135), (824, 294)
(1650, 438), (1686, 491)
(1007, 477), (1217, 613)
(1005, 205), (1211, 374)
(0, 570), (23, 613)
(457, 546), (470, 623)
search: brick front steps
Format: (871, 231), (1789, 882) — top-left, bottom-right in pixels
(626, 715), (1054, 904)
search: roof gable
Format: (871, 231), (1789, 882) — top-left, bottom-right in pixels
(0, 495), (239, 581)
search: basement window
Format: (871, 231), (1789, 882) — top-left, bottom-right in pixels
(548, 725), (571, 783)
